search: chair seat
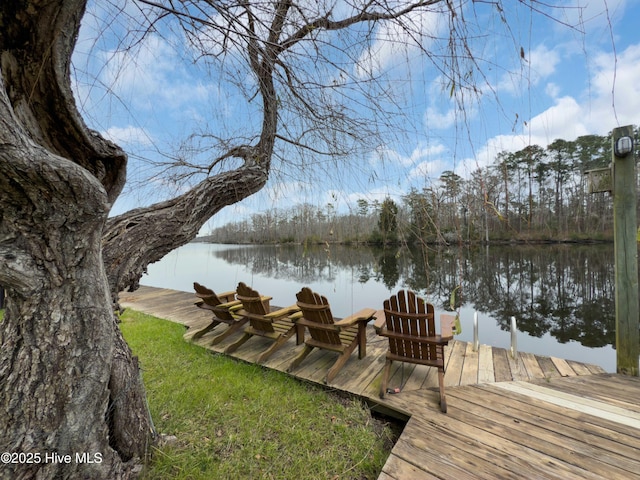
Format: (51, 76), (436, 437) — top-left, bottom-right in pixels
(224, 282), (302, 363)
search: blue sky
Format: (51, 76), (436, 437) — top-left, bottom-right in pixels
(72, 0), (639, 232)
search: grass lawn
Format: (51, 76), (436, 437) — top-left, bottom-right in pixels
(120, 310), (396, 479)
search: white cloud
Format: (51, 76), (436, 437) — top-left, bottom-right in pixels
(372, 143), (447, 170)
(588, 43), (640, 128)
(494, 44), (561, 95)
(408, 159), (449, 181)
(101, 125), (154, 147)
(525, 43), (640, 141)
(100, 35), (212, 113)
(528, 45), (561, 81)
(526, 96), (590, 143)
(425, 106), (457, 130)
(455, 41), (640, 178)
(545, 82), (561, 98)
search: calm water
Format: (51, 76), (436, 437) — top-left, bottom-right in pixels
(142, 242), (620, 372)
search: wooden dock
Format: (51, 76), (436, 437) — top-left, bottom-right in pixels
(120, 286), (640, 479)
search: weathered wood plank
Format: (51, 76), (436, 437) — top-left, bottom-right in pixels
(492, 347), (512, 382)
(405, 412), (589, 480)
(566, 359), (593, 376)
(520, 351), (545, 378)
(398, 364), (433, 393)
(476, 344), (494, 384)
(536, 355), (562, 379)
(506, 345), (529, 380)
(495, 381), (640, 429)
(458, 341), (479, 385)
(557, 374), (640, 411)
(390, 424), (504, 480)
(550, 356), (578, 376)
(379, 454), (441, 480)
(474, 381), (640, 445)
(445, 386), (640, 479)
(444, 341), (467, 387)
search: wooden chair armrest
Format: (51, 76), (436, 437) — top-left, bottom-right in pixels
(218, 290), (237, 302)
(373, 310), (386, 333)
(195, 300), (217, 312)
(440, 313), (456, 340)
(264, 304), (300, 319)
(289, 311), (304, 321)
(217, 299), (243, 309)
(334, 308), (377, 327)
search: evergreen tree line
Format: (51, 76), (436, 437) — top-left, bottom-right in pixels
(204, 130), (640, 245)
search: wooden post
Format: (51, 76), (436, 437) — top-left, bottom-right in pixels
(612, 125), (639, 376)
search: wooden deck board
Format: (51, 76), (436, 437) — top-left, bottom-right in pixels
(458, 341), (479, 385)
(119, 286), (639, 480)
(447, 385), (640, 476)
(476, 343), (494, 384)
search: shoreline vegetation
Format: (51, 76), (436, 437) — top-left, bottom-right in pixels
(119, 309), (397, 479)
(195, 234), (616, 246)
(201, 131), (640, 247)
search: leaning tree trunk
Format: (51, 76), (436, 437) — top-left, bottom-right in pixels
(0, 1), (153, 478)
(103, 163), (268, 299)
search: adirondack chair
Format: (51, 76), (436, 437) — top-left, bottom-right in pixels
(287, 287), (377, 384)
(377, 290), (452, 413)
(192, 282), (245, 344)
(224, 282), (303, 363)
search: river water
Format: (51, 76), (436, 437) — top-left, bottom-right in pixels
(141, 242), (621, 372)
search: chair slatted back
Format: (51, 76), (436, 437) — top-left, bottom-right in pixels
(236, 282), (274, 333)
(296, 287), (341, 346)
(194, 282), (235, 321)
(383, 290), (437, 362)
(194, 282), (223, 306)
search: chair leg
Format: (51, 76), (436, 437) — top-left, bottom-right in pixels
(295, 323), (305, 345)
(438, 368), (447, 413)
(324, 353), (347, 384)
(379, 358), (392, 399)
(225, 332), (252, 354)
(191, 319), (222, 340)
(287, 344), (314, 372)
(326, 340), (359, 384)
(257, 328), (296, 363)
(357, 323), (367, 359)
(209, 318), (248, 346)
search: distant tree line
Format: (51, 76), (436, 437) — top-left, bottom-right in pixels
(203, 130), (639, 245)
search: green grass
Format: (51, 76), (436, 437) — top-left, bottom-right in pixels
(119, 310), (395, 479)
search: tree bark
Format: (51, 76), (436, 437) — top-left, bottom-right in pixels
(103, 163), (268, 299)
(0, 1), (153, 478)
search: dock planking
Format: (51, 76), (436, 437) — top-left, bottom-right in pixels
(120, 286), (640, 480)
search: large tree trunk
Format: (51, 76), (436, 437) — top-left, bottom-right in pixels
(0, 1), (153, 478)
(103, 163), (268, 298)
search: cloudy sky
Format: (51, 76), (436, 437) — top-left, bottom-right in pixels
(73, 0), (639, 231)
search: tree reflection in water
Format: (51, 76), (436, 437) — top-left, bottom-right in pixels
(144, 242), (619, 370)
(211, 243), (616, 349)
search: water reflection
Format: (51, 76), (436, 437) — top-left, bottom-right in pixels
(211, 243), (616, 349)
(143, 242), (617, 371)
